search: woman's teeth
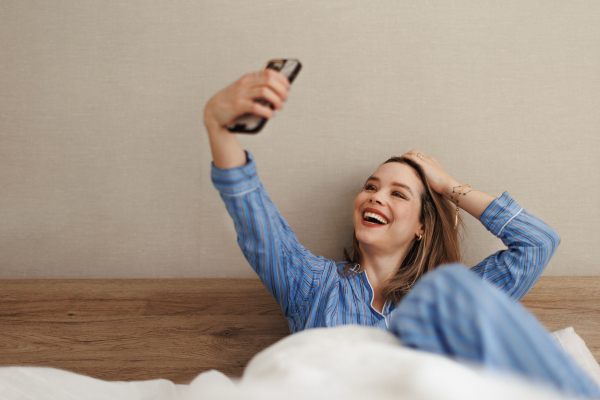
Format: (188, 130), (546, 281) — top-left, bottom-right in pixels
(363, 212), (388, 225)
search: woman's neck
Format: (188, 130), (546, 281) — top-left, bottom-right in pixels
(359, 248), (406, 300)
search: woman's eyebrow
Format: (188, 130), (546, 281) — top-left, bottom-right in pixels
(366, 177), (414, 195)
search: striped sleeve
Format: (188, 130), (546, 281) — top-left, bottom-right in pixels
(211, 151), (325, 323)
(470, 192), (561, 301)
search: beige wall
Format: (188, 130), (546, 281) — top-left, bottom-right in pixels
(1, 1), (598, 278)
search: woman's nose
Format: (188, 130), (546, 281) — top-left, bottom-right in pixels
(369, 193), (384, 205)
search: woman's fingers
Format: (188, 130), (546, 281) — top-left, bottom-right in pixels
(252, 69), (289, 106)
(236, 70), (289, 117)
(205, 69), (291, 129)
(236, 70), (289, 114)
(402, 149), (460, 197)
(412, 150), (426, 161)
(404, 149), (426, 160)
(248, 86), (285, 110)
(241, 69), (289, 102)
(237, 97), (275, 120)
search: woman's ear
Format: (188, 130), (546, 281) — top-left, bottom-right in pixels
(416, 224), (424, 240)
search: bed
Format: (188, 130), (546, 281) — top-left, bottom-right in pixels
(0, 276), (599, 399)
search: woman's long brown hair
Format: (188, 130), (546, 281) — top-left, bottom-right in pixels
(343, 156), (462, 305)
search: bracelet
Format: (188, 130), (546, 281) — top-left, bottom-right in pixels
(454, 184), (470, 229)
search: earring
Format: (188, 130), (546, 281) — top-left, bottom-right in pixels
(416, 233), (423, 241)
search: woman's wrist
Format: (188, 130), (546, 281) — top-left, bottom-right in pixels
(451, 186), (496, 220)
(443, 180), (464, 202)
(204, 117), (247, 170)
(203, 103), (225, 135)
(205, 120), (228, 139)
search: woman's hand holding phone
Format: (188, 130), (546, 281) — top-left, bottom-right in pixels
(203, 69), (291, 135)
(203, 65), (293, 170)
(226, 59), (301, 133)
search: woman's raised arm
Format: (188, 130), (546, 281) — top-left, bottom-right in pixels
(203, 69), (290, 169)
(402, 149), (560, 301)
(205, 70), (328, 330)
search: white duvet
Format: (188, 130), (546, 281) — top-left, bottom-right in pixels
(0, 326), (573, 400)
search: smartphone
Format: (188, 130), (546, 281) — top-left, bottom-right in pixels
(227, 59), (302, 134)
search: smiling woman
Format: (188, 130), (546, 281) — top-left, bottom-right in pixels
(341, 150), (501, 312)
(344, 155), (460, 309)
(203, 68), (600, 398)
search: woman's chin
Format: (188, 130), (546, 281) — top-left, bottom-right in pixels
(356, 234), (385, 250)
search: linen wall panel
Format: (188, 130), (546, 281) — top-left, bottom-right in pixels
(0, 1), (598, 278)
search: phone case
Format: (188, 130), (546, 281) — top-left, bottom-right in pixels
(227, 59), (302, 134)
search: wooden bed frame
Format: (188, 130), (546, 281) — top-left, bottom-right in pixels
(0, 277), (598, 384)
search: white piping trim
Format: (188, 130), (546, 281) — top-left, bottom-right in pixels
(361, 271), (386, 318)
(219, 185), (260, 198)
(498, 208), (522, 235)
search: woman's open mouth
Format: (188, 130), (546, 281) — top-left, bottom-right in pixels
(362, 211), (389, 226)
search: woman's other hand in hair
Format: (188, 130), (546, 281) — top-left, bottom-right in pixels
(402, 149), (460, 200)
(402, 149), (496, 220)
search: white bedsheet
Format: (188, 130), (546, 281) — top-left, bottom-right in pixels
(0, 325), (573, 400)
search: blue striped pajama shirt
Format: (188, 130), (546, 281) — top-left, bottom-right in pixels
(212, 152), (600, 398)
(212, 152), (558, 332)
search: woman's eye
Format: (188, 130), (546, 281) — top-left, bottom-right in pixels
(393, 192), (406, 199)
(365, 184), (376, 191)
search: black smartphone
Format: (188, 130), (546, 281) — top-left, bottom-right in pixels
(227, 59), (302, 134)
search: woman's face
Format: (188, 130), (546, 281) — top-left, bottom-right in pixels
(353, 162), (425, 258)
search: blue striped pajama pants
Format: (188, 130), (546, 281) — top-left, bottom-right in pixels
(389, 264), (600, 399)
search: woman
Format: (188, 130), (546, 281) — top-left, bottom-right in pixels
(204, 69), (600, 398)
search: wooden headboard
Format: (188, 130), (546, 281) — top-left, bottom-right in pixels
(0, 277), (598, 384)
(520, 276), (600, 363)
